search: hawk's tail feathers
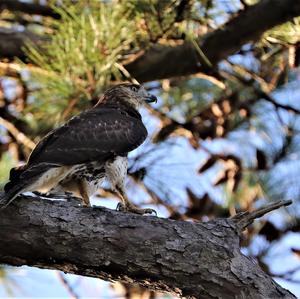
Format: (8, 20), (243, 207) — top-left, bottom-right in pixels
(1, 163), (61, 209)
(0, 184), (26, 209)
(1, 165), (28, 209)
(4, 164), (27, 192)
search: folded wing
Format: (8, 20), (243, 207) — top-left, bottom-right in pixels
(28, 108), (148, 165)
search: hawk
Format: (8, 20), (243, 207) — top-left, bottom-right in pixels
(1, 83), (157, 215)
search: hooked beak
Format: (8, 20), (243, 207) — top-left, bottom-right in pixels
(145, 94), (158, 103)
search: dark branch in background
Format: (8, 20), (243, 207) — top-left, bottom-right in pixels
(228, 68), (300, 115)
(57, 272), (79, 299)
(0, 0), (60, 19)
(0, 28), (48, 60)
(0, 0), (300, 81)
(258, 90), (300, 114)
(153, 91), (254, 145)
(174, 0), (190, 22)
(0, 195), (295, 299)
(126, 0), (300, 82)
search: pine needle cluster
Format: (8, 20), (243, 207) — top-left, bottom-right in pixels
(25, 1), (138, 122)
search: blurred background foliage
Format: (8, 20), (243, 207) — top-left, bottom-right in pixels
(1, 0), (300, 298)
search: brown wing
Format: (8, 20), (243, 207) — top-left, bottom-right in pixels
(28, 107), (148, 165)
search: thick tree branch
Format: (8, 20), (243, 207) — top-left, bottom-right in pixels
(126, 0), (300, 82)
(0, 195), (295, 299)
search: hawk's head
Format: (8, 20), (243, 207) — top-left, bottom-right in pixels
(99, 83), (157, 110)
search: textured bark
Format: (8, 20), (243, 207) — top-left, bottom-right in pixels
(0, 195), (295, 299)
(1, 0), (300, 81)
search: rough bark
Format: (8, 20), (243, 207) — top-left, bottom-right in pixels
(0, 195), (295, 299)
(1, 0), (299, 82)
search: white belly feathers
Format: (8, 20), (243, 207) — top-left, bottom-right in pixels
(105, 156), (128, 192)
(27, 156), (128, 198)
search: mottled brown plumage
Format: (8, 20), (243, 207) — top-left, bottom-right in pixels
(1, 83), (157, 214)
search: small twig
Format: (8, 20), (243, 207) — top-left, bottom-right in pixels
(223, 63), (300, 114)
(194, 73), (226, 90)
(232, 199), (292, 231)
(56, 272), (80, 299)
(0, 117), (36, 150)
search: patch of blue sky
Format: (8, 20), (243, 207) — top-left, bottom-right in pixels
(227, 51), (260, 73)
(266, 232), (300, 271)
(1, 78), (19, 101)
(274, 279), (300, 299)
(204, 0), (242, 26)
(273, 77), (300, 106)
(0, 266), (120, 298)
(242, 230), (300, 297)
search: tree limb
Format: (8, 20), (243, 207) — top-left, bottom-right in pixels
(0, 0), (60, 19)
(0, 117), (36, 150)
(126, 0), (300, 82)
(0, 194), (295, 299)
(0, 28), (47, 60)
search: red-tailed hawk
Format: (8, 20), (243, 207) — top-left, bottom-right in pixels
(1, 83), (157, 214)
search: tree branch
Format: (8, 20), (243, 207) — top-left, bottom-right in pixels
(0, 194), (295, 299)
(232, 199), (292, 232)
(126, 0), (300, 82)
(0, 0), (60, 19)
(0, 28), (47, 60)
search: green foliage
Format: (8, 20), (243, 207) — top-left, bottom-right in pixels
(124, 0), (193, 41)
(25, 1), (139, 123)
(263, 17), (300, 45)
(24, 0), (198, 127)
(0, 152), (16, 190)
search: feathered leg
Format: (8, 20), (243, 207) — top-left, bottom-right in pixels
(77, 180), (91, 207)
(105, 156), (156, 215)
(49, 179), (89, 206)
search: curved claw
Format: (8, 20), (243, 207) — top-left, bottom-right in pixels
(116, 202), (157, 216)
(143, 208), (157, 216)
(116, 202), (126, 212)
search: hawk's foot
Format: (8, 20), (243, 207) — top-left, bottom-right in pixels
(116, 202), (157, 216)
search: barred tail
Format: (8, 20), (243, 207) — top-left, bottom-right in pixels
(1, 163), (60, 209)
(0, 165), (27, 208)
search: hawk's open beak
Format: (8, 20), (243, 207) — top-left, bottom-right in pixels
(145, 94), (157, 103)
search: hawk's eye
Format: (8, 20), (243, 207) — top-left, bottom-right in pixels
(131, 86), (139, 92)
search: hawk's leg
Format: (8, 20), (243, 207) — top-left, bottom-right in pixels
(116, 187), (156, 215)
(77, 180), (91, 207)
